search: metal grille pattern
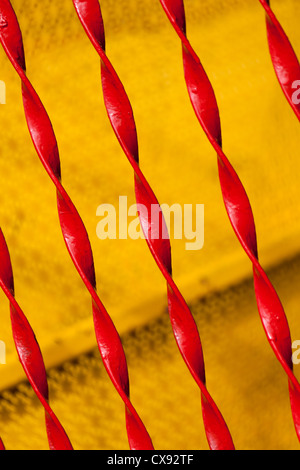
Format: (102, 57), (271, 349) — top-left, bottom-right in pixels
(72, 0), (235, 450)
(0, 229), (73, 449)
(159, 0), (300, 443)
(0, 0), (299, 450)
(0, 0), (153, 450)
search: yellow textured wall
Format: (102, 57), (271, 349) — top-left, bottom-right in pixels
(0, 0), (299, 450)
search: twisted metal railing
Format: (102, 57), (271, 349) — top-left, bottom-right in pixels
(259, 0), (300, 121)
(0, 228), (73, 450)
(72, 0), (235, 450)
(158, 0), (300, 443)
(0, 0), (299, 450)
(0, 0), (153, 450)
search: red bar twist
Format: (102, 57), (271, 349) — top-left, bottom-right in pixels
(259, 0), (300, 121)
(0, 0), (153, 450)
(72, 0), (235, 450)
(159, 0), (300, 443)
(0, 228), (73, 449)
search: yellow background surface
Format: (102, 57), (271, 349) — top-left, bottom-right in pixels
(0, 0), (299, 450)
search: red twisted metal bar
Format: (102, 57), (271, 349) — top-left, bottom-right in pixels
(259, 0), (300, 121)
(159, 0), (300, 443)
(72, 0), (234, 450)
(0, 0), (153, 450)
(0, 229), (73, 450)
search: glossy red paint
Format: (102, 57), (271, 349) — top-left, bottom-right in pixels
(72, 0), (235, 451)
(0, 0), (153, 451)
(0, 228), (73, 450)
(259, 0), (300, 121)
(160, 0), (300, 444)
